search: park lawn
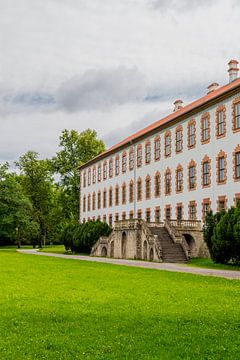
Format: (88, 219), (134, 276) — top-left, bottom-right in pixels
(39, 245), (67, 254)
(188, 257), (240, 271)
(1, 250), (240, 360)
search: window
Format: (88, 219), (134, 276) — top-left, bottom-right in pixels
(154, 172), (161, 197)
(115, 156), (120, 175)
(115, 186), (119, 206)
(137, 178), (142, 201)
(129, 181), (134, 203)
(146, 209), (151, 223)
(92, 167), (96, 184)
(115, 213), (119, 222)
(129, 211), (134, 220)
(165, 132), (171, 157)
(92, 192), (96, 210)
(203, 161), (210, 187)
(188, 120), (196, 148)
(165, 169), (171, 195)
(216, 151), (227, 184)
(122, 183), (126, 204)
(109, 214), (113, 227)
(122, 212), (126, 221)
(109, 187), (113, 207)
(201, 113), (210, 143)
(165, 205), (171, 220)
(233, 101), (240, 130)
(235, 151), (240, 179)
(175, 127), (183, 153)
(145, 142), (151, 164)
(188, 160), (196, 190)
(88, 169), (91, 186)
(97, 165), (101, 182)
(137, 209), (142, 219)
(217, 196), (226, 212)
(83, 196), (86, 212)
(103, 162), (107, 180)
(155, 207), (160, 223)
(103, 189), (107, 208)
(218, 157), (225, 183)
(122, 152), (127, 173)
(129, 148), (134, 170)
(87, 194), (91, 211)
(189, 201), (197, 220)
(109, 159), (113, 178)
(137, 145), (142, 167)
(176, 166), (183, 192)
(216, 105), (226, 138)
(83, 172), (86, 187)
(97, 191), (101, 209)
(145, 176), (151, 199)
(202, 198), (210, 220)
(154, 136), (160, 161)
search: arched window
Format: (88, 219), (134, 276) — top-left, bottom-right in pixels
(109, 158), (113, 178)
(137, 145), (142, 167)
(83, 195), (86, 212)
(164, 168), (172, 195)
(109, 187), (113, 207)
(175, 165), (183, 193)
(103, 161), (107, 180)
(83, 172), (86, 187)
(145, 175), (151, 199)
(137, 178), (142, 201)
(122, 152), (127, 173)
(97, 191), (101, 209)
(188, 160), (197, 190)
(154, 136), (160, 161)
(92, 192), (96, 210)
(92, 167), (96, 184)
(88, 169), (91, 186)
(129, 148), (134, 170)
(154, 172), (161, 197)
(145, 141), (151, 164)
(115, 185), (119, 206)
(87, 194), (91, 211)
(97, 164), (101, 182)
(122, 183), (126, 204)
(129, 180), (134, 203)
(115, 156), (120, 175)
(103, 189), (107, 208)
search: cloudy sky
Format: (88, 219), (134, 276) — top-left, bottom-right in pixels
(0, 0), (239, 164)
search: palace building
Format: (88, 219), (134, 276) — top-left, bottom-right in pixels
(79, 60), (240, 262)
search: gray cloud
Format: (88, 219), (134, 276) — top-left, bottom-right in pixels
(151, 0), (216, 11)
(56, 67), (147, 112)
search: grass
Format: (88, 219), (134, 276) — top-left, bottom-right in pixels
(188, 257), (240, 271)
(39, 245), (67, 254)
(1, 249), (240, 359)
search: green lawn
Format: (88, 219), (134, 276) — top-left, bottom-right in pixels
(39, 244), (67, 254)
(1, 250), (240, 359)
(188, 257), (240, 271)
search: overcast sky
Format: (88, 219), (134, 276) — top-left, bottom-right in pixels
(0, 0), (239, 165)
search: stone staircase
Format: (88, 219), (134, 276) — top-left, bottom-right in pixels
(150, 226), (188, 263)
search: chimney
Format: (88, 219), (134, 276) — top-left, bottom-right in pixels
(207, 82), (219, 94)
(173, 99), (183, 112)
(228, 59), (239, 83)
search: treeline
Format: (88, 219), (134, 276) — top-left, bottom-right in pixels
(204, 202), (240, 264)
(0, 129), (105, 247)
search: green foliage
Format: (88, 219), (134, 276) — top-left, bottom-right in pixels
(204, 203), (240, 264)
(53, 129), (105, 220)
(0, 166), (39, 246)
(60, 220), (111, 254)
(1, 250), (240, 359)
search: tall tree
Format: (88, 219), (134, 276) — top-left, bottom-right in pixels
(53, 129), (105, 219)
(16, 151), (54, 246)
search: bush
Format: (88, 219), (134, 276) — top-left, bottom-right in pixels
(204, 202), (240, 264)
(60, 220), (112, 254)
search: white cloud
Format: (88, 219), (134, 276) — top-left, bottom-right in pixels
(0, 0), (239, 164)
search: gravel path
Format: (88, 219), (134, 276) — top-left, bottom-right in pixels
(17, 249), (240, 280)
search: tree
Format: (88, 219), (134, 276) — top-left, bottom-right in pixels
(16, 151), (54, 246)
(53, 129), (105, 220)
(0, 165), (39, 246)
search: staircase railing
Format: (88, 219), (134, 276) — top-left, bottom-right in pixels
(164, 219), (190, 259)
(142, 220), (162, 261)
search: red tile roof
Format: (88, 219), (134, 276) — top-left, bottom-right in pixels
(80, 78), (240, 169)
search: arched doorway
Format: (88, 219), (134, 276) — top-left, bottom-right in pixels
(143, 240), (147, 260)
(121, 232), (127, 259)
(149, 248), (154, 261)
(183, 234), (197, 257)
(110, 241), (114, 258)
(101, 246), (107, 257)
